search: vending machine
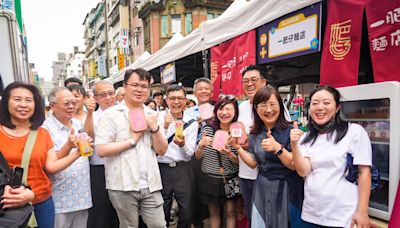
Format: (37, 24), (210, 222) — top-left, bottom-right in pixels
(338, 81), (400, 221)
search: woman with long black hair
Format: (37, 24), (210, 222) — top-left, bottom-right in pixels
(291, 86), (371, 228)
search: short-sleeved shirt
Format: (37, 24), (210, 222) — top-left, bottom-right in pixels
(248, 125), (304, 208)
(0, 126), (53, 204)
(157, 111), (198, 163)
(90, 108), (106, 165)
(95, 101), (164, 193)
(42, 113), (92, 214)
(299, 123), (372, 227)
(238, 100), (258, 180)
(248, 126), (293, 176)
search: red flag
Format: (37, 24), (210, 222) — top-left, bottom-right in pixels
(210, 30), (256, 99)
(389, 181), (400, 227)
(221, 30), (255, 96)
(365, 1), (400, 82)
(320, 0), (365, 87)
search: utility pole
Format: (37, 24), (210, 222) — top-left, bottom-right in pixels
(104, 0), (110, 78)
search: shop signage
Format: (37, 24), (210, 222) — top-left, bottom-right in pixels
(160, 62), (176, 85)
(366, 1), (400, 82)
(257, 2), (321, 63)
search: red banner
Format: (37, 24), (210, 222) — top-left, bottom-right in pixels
(320, 0), (365, 88)
(366, 1), (400, 82)
(210, 30), (256, 100)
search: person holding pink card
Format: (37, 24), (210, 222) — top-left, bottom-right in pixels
(231, 86), (305, 228)
(194, 96), (240, 228)
(95, 68), (168, 228)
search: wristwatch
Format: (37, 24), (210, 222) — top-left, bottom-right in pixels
(129, 139), (137, 148)
(274, 144), (284, 156)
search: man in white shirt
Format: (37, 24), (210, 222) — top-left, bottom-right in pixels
(157, 84), (198, 227)
(183, 77), (213, 228)
(95, 68), (168, 228)
(237, 65), (267, 222)
(87, 80), (119, 228)
(43, 87), (92, 228)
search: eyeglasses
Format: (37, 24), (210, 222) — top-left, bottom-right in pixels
(242, 77), (263, 85)
(126, 83), (149, 91)
(167, 96), (186, 101)
(96, 91), (115, 98)
(218, 94), (235, 100)
(257, 102), (278, 110)
(56, 100), (77, 107)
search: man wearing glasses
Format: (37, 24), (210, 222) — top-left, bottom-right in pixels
(157, 84), (198, 227)
(43, 87), (92, 228)
(237, 65), (267, 225)
(87, 80), (119, 228)
(95, 68), (168, 228)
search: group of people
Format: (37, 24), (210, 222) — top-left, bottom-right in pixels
(0, 65), (372, 228)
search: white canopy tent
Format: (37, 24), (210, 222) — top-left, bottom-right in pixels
(112, 0), (321, 83)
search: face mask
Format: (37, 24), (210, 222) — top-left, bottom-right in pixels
(311, 116), (336, 133)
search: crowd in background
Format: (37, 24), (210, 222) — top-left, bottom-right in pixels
(0, 65), (372, 228)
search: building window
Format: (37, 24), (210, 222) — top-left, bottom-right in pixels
(161, 15), (168, 37)
(185, 13), (192, 34)
(207, 13), (214, 20)
(171, 15), (181, 35)
(134, 33), (139, 46)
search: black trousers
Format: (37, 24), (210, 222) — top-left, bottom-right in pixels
(190, 157), (209, 227)
(159, 162), (194, 228)
(87, 165), (119, 228)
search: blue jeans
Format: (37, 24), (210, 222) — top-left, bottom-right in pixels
(34, 197), (55, 228)
(289, 203), (322, 228)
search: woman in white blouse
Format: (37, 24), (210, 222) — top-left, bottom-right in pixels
(290, 86), (372, 228)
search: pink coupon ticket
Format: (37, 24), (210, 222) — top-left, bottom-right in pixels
(129, 108), (147, 132)
(199, 103), (214, 120)
(212, 130), (229, 151)
(230, 122), (247, 144)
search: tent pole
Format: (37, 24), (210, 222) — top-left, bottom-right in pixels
(202, 49), (209, 78)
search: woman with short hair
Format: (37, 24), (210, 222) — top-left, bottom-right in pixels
(0, 82), (84, 228)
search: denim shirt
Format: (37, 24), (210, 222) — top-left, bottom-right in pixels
(249, 125), (304, 208)
(248, 126), (292, 177)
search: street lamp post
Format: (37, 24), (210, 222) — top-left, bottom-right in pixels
(104, 0), (110, 78)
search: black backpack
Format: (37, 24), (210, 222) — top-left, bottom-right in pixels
(0, 152), (33, 228)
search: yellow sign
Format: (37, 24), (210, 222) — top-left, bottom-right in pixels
(329, 19), (352, 60)
(118, 48), (125, 70)
(260, 47), (267, 59)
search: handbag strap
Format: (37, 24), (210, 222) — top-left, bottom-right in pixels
(216, 149), (226, 183)
(21, 130), (38, 186)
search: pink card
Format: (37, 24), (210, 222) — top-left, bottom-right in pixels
(230, 122), (247, 144)
(199, 103), (214, 120)
(129, 108), (147, 132)
(212, 130), (229, 151)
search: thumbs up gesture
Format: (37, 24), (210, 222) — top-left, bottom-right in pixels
(290, 121), (304, 144)
(164, 108), (173, 129)
(67, 128), (78, 149)
(261, 131), (281, 153)
(85, 92), (96, 113)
